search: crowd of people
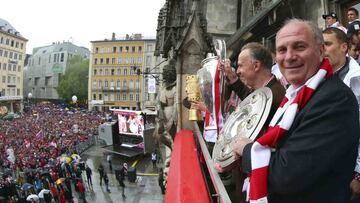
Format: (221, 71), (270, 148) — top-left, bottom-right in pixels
(0, 103), (105, 202)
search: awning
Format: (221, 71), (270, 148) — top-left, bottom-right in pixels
(165, 130), (211, 203)
(226, 0), (283, 51)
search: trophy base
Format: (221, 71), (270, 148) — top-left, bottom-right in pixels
(189, 109), (203, 121)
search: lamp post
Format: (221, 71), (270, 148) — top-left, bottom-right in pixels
(72, 95), (77, 109)
(28, 92), (32, 107)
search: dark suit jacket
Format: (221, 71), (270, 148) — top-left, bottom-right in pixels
(242, 76), (360, 203)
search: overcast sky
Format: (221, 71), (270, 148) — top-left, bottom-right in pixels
(1, 0), (166, 54)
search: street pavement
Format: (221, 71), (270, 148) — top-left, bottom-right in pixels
(75, 145), (164, 203)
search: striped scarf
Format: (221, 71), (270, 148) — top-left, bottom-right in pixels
(248, 58), (333, 202)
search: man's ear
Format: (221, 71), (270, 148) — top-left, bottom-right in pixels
(341, 42), (348, 53)
(253, 60), (261, 72)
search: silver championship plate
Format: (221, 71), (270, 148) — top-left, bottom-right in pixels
(212, 87), (273, 170)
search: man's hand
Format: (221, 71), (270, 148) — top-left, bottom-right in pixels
(233, 138), (253, 159)
(219, 59), (238, 84)
(191, 101), (207, 112)
(351, 178), (360, 199)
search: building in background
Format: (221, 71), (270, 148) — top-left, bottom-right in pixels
(24, 42), (89, 100)
(88, 33), (160, 112)
(0, 18), (27, 113)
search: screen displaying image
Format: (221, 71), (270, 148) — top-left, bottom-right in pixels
(113, 110), (144, 137)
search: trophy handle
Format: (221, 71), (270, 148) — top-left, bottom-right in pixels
(214, 39), (227, 119)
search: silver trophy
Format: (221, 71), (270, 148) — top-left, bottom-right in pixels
(212, 87), (273, 170)
(197, 54), (219, 130)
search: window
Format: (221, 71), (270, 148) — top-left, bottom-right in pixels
(132, 46), (136, 52)
(34, 77), (40, 86)
(136, 80), (140, 89)
(4, 51), (8, 57)
(106, 58), (109, 64)
(93, 69), (97, 75)
(5, 38), (9, 45)
(94, 58), (98, 64)
(2, 76), (5, 83)
(99, 94), (102, 100)
(122, 93), (127, 100)
(136, 94), (139, 101)
(123, 68), (127, 75)
(0, 37), (3, 44)
(124, 58), (128, 64)
(129, 80), (134, 89)
(117, 80), (121, 87)
(105, 69), (108, 75)
(13, 64), (16, 71)
(93, 94), (96, 100)
(111, 69), (114, 75)
(95, 47), (99, 53)
(118, 57), (122, 64)
(45, 76), (51, 85)
(138, 46), (142, 52)
(119, 47), (123, 52)
(8, 64), (11, 71)
(104, 80), (108, 87)
(10, 40), (14, 47)
(99, 69), (103, 75)
(146, 56), (151, 65)
(110, 80), (114, 88)
(60, 53), (64, 62)
(98, 80), (102, 88)
(0, 49), (2, 56)
(38, 57), (41, 65)
(18, 66), (21, 72)
(113, 47), (116, 53)
(19, 54), (22, 60)
(146, 44), (153, 52)
(3, 63), (6, 70)
(130, 94), (133, 101)
(20, 43), (23, 49)
(92, 80), (96, 88)
(15, 42), (19, 48)
(100, 58), (104, 64)
(9, 52), (13, 59)
(116, 93), (121, 101)
(123, 81), (127, 89)
(117, 68), (121, 75)
(125, 46), (129, 52)
(137, 57), (142, 64)
(112, 58), (115, 64)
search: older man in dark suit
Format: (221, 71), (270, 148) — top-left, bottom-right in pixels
(234, 19), (360, 203)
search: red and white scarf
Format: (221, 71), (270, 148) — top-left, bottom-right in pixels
(248, 59), (333, 202)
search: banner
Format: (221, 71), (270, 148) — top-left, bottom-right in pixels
(148, 77), (156, 94)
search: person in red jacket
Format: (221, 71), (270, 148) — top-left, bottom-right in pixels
(76, 180), (86, 203)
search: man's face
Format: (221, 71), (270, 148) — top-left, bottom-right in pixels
(276, 22), (323, 88)
(237, 49), (257, 89)
(323, 32), (347, 69)
(326, 16), (337, 26)
(349, 43), (360, 60)
(348, 10), (358, 22)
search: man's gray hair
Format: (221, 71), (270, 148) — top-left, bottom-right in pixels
(241, 42), (273, 70)
(277, 18), (324, 45)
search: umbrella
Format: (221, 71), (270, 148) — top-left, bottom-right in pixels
(38, 189), (50, 198)
(56, 178), (65, 185)
(71, 154), (81, 161)
(21, 183), (34, 191)
(26, 194), (39, 202)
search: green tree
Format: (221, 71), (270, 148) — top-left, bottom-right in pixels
(57, 55), (89, 103)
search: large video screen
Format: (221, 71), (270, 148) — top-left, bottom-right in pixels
(113, 109), (144, 137)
